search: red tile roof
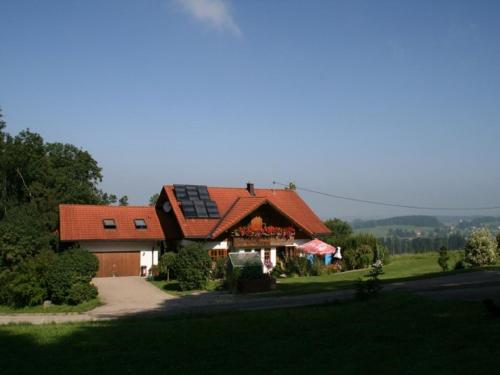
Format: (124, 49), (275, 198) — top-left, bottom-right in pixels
(59, 204), (164, 241)
(163, 185), (331, 239)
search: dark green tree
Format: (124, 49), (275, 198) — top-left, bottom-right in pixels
(438, 246), (449, 272)
(149, 193), (159, 206)
(118, 195), (129, 206)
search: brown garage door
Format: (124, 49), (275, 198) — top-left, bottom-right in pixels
(94, 252), (140, 277)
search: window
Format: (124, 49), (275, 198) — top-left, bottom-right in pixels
(134, 219), (147, 229)
(103, 219), (116, 229)
(208, 249), (228, 262)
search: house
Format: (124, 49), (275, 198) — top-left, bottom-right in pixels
(59, 183), (331, 277)
(58, 205), (164, 277)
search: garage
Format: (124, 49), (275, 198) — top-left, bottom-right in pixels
(94, 252), (141, 277)
(59, 205), (164, 278)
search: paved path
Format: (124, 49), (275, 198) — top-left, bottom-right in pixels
(1, 270), (499, 325)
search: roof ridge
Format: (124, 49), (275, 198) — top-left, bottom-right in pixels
(210, 197), (270, 239)
(208, 197), (245, 238)
(59, 204), (153, 209)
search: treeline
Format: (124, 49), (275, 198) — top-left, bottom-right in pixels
(0, 109), (115, 307)
(378, 233), (466, 254)
(352, 215), (442, 229)
(456, 216), (500, 230)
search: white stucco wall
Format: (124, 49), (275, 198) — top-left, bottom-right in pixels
(180, 239), (229, 250)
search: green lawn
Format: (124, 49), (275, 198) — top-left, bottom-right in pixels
(1, 293), (499, 374)
(150, 252), (492, 297)
(0, 299), (101, 314)
(272, 251), (470, 296)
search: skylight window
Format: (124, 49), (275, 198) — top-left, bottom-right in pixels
(134, 219), (147, 229)
(103, 219), (117, 229)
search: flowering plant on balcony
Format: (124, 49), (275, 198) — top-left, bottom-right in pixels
(232, 225), (295, 239)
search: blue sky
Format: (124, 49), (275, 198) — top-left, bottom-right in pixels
(1, 0), (500, 219)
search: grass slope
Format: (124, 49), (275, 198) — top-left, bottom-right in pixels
(1, 294), (499, 374)
(272, 251), (466, 296)
(0, 299), (101, 314)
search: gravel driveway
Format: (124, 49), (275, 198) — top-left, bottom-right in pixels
(90, 277), (174, 317)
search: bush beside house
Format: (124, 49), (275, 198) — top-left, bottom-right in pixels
(173, 244), (212, 291)
(0, 248), (98, 307)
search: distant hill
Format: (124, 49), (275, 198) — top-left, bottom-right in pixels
(352, 215), (442, 229)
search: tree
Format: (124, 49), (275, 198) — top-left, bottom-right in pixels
(496, 233), (500, 254)
(118, 195), (129, 206)
(438, 246), (449, 271)
(158, 252), (176, 282)
(0, 205), (54, 269)
(0, 117), (114, 228)
(173, 243), (211, 290)
(324, 218), (353, 249)
(464, 228), (497, 266)
(149, 193), (159, 206)
(100, 193), (117, 205)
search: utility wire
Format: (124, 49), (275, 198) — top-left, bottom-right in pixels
(272, 181), (500, 211)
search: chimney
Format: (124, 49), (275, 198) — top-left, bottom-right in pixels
(246, 182), (255, 196)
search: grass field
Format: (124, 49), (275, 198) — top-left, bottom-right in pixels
(150, 252), (485, 297)
(1, 293), (499, 374)
(272, 251), (467, 296)
(0, 299), (101, 314)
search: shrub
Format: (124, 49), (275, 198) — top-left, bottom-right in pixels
(464, 228), (497, 266)
(66, 283), (98, 305)
(47, 248), (98, 305)
(270, 260), (286, 278)
(225, 267), (241, 293)
(356, 262), (384, 300)
(375, 245), (391, 265)
(343, 245), (374, 270)
(358, 245), (373, 268)
(173, 243), (211, 290)
(310, 257), (326, 276)
(454, 258), (466, 270)
(3, 271), (46, 307)
(284, 257), (310, 276)
(240, 264), (264, 280)
(0, 250), (57, 307)
(438, 246), (450, 272)
(497, 233), (500, 254)
(158, 252), (177, 281)
(211, 257), (227, 280)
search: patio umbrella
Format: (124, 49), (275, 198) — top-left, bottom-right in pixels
(299, 239), (337, 255)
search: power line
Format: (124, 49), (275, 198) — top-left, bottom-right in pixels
(272, 181), (500, 211)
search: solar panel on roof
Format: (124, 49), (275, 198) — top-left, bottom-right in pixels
(175, 184), (219, 219)
(180, 200), (197, 218)
(186, 186), (200, 200)
(205, 201), (220, 218)
(198, 186), (210, 200)
(193, 200), (208, 218)
(174, 185), (188, 201)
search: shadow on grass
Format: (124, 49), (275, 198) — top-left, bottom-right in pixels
(1, 293), (500, 375)
(265, 266), (500, 297)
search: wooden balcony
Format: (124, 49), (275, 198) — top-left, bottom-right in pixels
(232, 236), (295, 248)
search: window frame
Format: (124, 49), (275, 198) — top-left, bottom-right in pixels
(134, 218), (147, 229)
(103, 219), (117, 229)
